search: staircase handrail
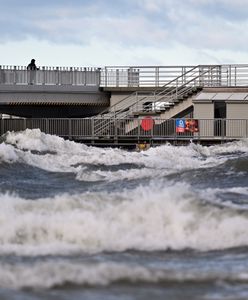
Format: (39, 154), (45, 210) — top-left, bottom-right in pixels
(128, 65), (220, 115)
(93, 65), (201, 118)
(93, 65), (220, 135)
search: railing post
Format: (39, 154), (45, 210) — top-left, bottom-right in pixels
(114, 117), (118, 142)
(222, 119), (225, 140)
(155, 67), (159, 87)
(138, 117), (140, 141)
(0, 65), (1, 84)
(46, 119), (49, 134)
(0, 117), (4, 136)
(151, 117), (154, 139)
(235, 66), (237, 86)
(13, 66), (17, 85)
(42, 66), (46, 85)
(23, 118), (26, 130)
(56, 67), (59, 85)
(70, 67), (73, 85)
(96, 68), (101, 86)
(229, 65), (232, 86)
(91, 118), (95, 139)
(68, 118), (72, 140)
(105, 67), (108, 87)
(116, 69), (119, 87)
(174, 119), (177, 140)
(83, 67), (86, 86)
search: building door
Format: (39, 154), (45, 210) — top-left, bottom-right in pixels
(214, 101), (226, 136)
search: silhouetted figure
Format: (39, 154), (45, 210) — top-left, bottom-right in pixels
(27, 59), (39, 70)
(27, 59), (39, 84)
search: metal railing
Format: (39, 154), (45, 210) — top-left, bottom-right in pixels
(93, 65), (220, 135)
(130, 65), (220, 114)
(1, 118), (248, 141)
(0, 66), (101, 86)
(102, 64), (248, 87)
(1, 64), (248, 87)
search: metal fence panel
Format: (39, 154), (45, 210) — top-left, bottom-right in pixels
(1, 118), (248, 141)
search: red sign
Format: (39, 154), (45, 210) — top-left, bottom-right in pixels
(185, 119), (199, 132)
(141, 117), (154, 131)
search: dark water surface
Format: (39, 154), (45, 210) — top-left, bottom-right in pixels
(0, 129), (248, 299)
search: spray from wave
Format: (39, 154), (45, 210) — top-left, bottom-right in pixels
(1, 129), (248, 182)
(0, 180), (248, 256)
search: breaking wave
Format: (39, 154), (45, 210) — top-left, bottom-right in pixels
(1, 129), (248, 182)
(0, 180), (248, 256)
(1, 259), (248, 290)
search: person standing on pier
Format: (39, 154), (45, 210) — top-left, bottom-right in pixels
(27, 59), (39, 84)
(27, 59), (39, 70)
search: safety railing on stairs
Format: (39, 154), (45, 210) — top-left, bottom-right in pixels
(93, 65), (220, 135)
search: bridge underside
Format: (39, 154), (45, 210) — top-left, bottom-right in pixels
(0, 85), (109, 118)
(0, 104), (107, 118)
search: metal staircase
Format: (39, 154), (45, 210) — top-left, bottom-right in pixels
(93, 65), (221, 135)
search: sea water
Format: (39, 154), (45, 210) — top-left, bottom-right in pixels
(0, 129), (248, 300)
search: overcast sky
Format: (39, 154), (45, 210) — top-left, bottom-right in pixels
(1, 0), (248, 67)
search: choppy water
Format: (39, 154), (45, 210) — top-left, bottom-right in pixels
(0, 129), (248, 299)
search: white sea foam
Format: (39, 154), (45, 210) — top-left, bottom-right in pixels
(2, 129), (247, 182)
(0, 181), (248, 256)
(0, 143), (19, 163)
(1, 259), (248, 290)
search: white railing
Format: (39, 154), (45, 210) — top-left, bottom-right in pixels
(0, 66), (101, 86)
(1, 118), (248, 140)
(1, 64), (248, 87)
(101, 64), (248, 87)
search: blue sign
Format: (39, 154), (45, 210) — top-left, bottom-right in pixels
(176, 119), (186, 133)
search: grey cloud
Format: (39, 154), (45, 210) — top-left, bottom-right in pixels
(1, 0), (248, 54)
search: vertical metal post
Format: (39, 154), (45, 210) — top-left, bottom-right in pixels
(116, 69), (119, 87)
(68, 118), (72, 140)
(56, 67), (59, 85)
(23, 118), (26, 130)
(105, 67), (108, 87)
(229, 65), (231, 86)
(155, 67), (159, 87)
(114, 117), (118, 143)
(42, 66), (45, 85)
(138, 117), (140, 141)
(91, 118), (95, 140)
(70, 67), (73, 85)
(222, 119), (225, 140)
(235, 66), (237, 86)
(182, 67), (185, 85)
(46, 118), (49, 134)
(13, 66), (17, 85)
(176, 79), (178, 98)
(245, 119), (248, 138)
(1, 117), (4, 136)
(151, 117), (154, 140)
(83, 67), (86, 86)
(174, 119), (177, 140)
(97, 68), (101, 86)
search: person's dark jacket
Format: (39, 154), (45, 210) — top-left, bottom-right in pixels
(27, 59), (39, 70)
